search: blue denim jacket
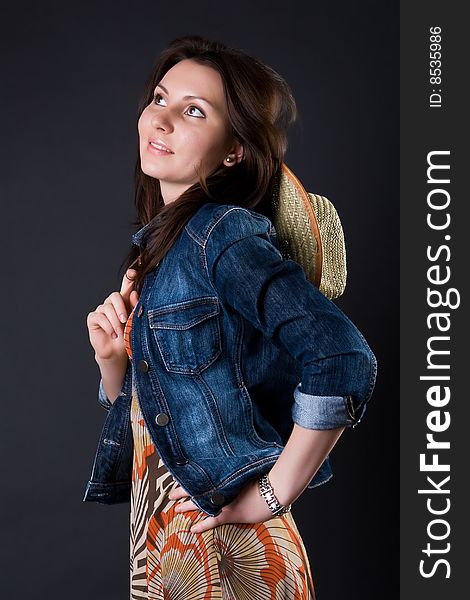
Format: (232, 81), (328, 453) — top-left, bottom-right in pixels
(82, 203), (377, 516)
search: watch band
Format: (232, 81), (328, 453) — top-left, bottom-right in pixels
(258, 473), (292, 517)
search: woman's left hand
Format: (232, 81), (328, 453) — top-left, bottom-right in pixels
(168, 478), (278, 534)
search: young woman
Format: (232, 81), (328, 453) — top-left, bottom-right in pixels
(84, 35), (377, 599)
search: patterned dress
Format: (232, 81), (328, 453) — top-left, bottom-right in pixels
(125, 306), (316, 599)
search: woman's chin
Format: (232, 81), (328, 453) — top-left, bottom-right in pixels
(140, 161), (166, 179)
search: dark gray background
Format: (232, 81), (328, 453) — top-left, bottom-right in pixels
(1, 1), (398, 598)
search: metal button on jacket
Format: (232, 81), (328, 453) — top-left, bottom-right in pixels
(156, 412), (170, 426)
(137, 359), (149, 372)
(137, 304), (144, 317)
(210, 491), (225, 506)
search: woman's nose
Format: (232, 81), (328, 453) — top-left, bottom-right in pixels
(151, 109), (174, 133)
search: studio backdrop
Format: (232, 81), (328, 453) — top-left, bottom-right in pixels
(1, 1), (398, 599)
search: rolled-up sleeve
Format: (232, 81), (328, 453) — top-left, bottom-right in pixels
(292, 386), (361, 430)
(205, 207), (377, 430)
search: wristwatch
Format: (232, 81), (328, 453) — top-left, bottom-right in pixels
(258, 473), (292, 517)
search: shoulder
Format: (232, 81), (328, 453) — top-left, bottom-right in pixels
(185, 202), (275, 252)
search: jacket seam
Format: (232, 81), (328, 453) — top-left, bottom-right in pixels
(200, 454), (280, 492)
(185, 206), (272, 250)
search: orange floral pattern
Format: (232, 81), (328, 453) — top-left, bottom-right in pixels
(125, 307), (316, 599)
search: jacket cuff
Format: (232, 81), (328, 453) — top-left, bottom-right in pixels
(292, 383), (358, 429)
(98, 377), (114, 411)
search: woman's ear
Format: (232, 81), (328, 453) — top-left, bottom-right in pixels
(224, 140), (245, 166)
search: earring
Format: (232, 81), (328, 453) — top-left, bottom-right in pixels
(226, 156), (232, 162)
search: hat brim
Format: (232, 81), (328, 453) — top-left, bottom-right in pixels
(272, 162), (323, 288)
(272, 162), (347, 299)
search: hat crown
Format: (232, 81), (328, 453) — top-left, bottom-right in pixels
(272, 163), (347, 299)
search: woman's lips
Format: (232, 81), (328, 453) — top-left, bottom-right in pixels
(147, 141), (174, 156)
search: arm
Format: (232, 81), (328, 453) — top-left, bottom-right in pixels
(95, 353), (129, 410)
(205, 209), (377, 509)
(169, 210), (377, 530)
(169, 422), (347, 530)
(206, 208), (377, 431)
(269, 424), (346, 506)
(87, 267), (139, 411)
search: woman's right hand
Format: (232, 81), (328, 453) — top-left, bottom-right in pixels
(86, 268), (140, 361)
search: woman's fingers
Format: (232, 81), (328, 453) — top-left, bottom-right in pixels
(87, 311), (116, 338)
(171, 497), (226, 533)
(167, 484), (227, 533)
(174, 499), (199, 512)
(87, 267), (139, 359)
(168, 485), (190, 500)
(120, 269), (137, 309)
(96, 300), (125, 339)
(190, 514), (224, 534)
(129, 289), (139, 309)
(105, 289), (131, 324)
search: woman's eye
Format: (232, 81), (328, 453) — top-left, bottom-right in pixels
(186, 106), (205, 118)
(153, 93), (166, 106)
(152, 93), (205, 118)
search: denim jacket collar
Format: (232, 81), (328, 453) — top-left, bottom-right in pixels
(132, 221), (153, 248)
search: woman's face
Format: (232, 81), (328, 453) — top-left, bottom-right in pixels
(138, 58), (243, 204)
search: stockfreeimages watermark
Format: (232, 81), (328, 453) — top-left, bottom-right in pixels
(418, 150), (460, 579)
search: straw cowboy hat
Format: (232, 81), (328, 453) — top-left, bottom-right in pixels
(272, 163), (347, 299)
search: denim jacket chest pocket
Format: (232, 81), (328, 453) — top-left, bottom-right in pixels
(147, 296), (222, 375)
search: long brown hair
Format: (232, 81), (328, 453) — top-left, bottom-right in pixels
(120, 34), (297, 295)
